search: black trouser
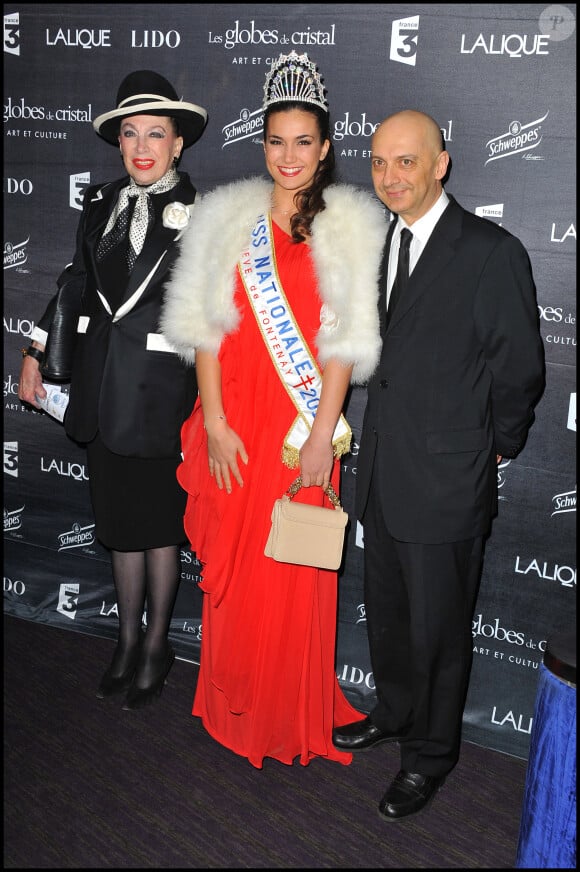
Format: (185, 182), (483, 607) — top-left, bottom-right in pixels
(362, 474), (484, 776)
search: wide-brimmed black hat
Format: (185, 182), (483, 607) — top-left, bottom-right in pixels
(93, 70), (207, 148)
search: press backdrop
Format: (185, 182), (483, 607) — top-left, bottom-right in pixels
(4, 3), (576, 759)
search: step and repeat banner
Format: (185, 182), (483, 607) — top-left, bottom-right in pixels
(4, 4), (576, 759)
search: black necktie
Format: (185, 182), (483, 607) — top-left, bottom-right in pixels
(386, 227), (412, 327)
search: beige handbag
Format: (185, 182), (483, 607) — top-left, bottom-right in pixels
(264, 476), (349, 570)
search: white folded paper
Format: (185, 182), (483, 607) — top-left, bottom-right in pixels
(36, 383), (70, 423)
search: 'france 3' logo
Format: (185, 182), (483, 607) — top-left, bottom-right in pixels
(4, 12), (20, 56)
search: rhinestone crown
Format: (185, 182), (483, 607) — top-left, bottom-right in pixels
(263, 51), (328, 112)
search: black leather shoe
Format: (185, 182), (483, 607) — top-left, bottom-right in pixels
(122, 646), (175, 711)
(378, 770), (446, 821)
(96, 639), (142, 699)
(332, 716), (408, 752)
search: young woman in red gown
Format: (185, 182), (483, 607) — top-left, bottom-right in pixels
(162, 52), (386, 768)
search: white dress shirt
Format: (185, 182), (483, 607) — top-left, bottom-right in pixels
(387, 189), (450, 306)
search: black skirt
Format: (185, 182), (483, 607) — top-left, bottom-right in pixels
(86, 433), (187, 551)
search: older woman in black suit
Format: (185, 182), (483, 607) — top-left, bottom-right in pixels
(18, 70), (207, 710)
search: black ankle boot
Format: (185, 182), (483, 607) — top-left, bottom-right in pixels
(96, 636), (143, 699)
(122, 646), (175, 711)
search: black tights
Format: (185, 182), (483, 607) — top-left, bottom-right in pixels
(107, 545), (180, 686)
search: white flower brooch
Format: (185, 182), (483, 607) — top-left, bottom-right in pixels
(162, 202), (191, 230)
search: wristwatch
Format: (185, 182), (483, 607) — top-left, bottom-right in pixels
(21, 345), (44, 363)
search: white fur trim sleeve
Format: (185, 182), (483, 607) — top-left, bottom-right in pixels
(161, 178), (272, 363)
(161, 178), (386, 382)
(310, 185), (386, 383)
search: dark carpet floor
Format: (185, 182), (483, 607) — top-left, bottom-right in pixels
(4, 614), (529, 868)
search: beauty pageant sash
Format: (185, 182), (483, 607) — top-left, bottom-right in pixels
(239, 213), (351, 468)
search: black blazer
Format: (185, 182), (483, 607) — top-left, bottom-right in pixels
(38, 173), (198, 457)
(356, 195), (545, 544)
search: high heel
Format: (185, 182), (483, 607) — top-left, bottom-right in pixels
(96, 665), (136, 698)
(122, 646), (175, 711)
(96, 634), (143, 699)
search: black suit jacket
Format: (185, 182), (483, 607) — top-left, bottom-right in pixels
(356, 195), (545, 543)
(38, 173), (198, 457)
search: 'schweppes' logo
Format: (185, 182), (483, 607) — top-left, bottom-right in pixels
(4, 238), (29, 270)
(57, 582), (79, 619)
(485, 112), (548, 165)
(222, 107), (263, 148)
(4, 12), (19, 56)
(70, 172), (90, 210)
(4, 505), (24, 532)
(58, 522), (96, 551)
(551, 486), (576, 517)
(390, 15), (419, 66)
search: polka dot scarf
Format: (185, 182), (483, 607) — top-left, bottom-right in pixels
(96, 168), (179, 271)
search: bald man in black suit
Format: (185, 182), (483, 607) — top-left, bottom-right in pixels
(333, 110), (545, 821)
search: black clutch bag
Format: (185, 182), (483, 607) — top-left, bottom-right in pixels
(40, 277), (85, 383)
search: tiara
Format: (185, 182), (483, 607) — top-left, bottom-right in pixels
(263, 51), (328, 112)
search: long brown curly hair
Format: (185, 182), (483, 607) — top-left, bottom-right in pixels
(263, 102), (336, 243)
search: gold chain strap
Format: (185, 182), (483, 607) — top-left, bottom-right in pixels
(285, 475), (342, 509)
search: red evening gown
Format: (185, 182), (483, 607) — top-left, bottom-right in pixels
(178, 220), (364, 768)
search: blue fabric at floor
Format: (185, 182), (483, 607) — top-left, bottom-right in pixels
(516, 662), (576, 869)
